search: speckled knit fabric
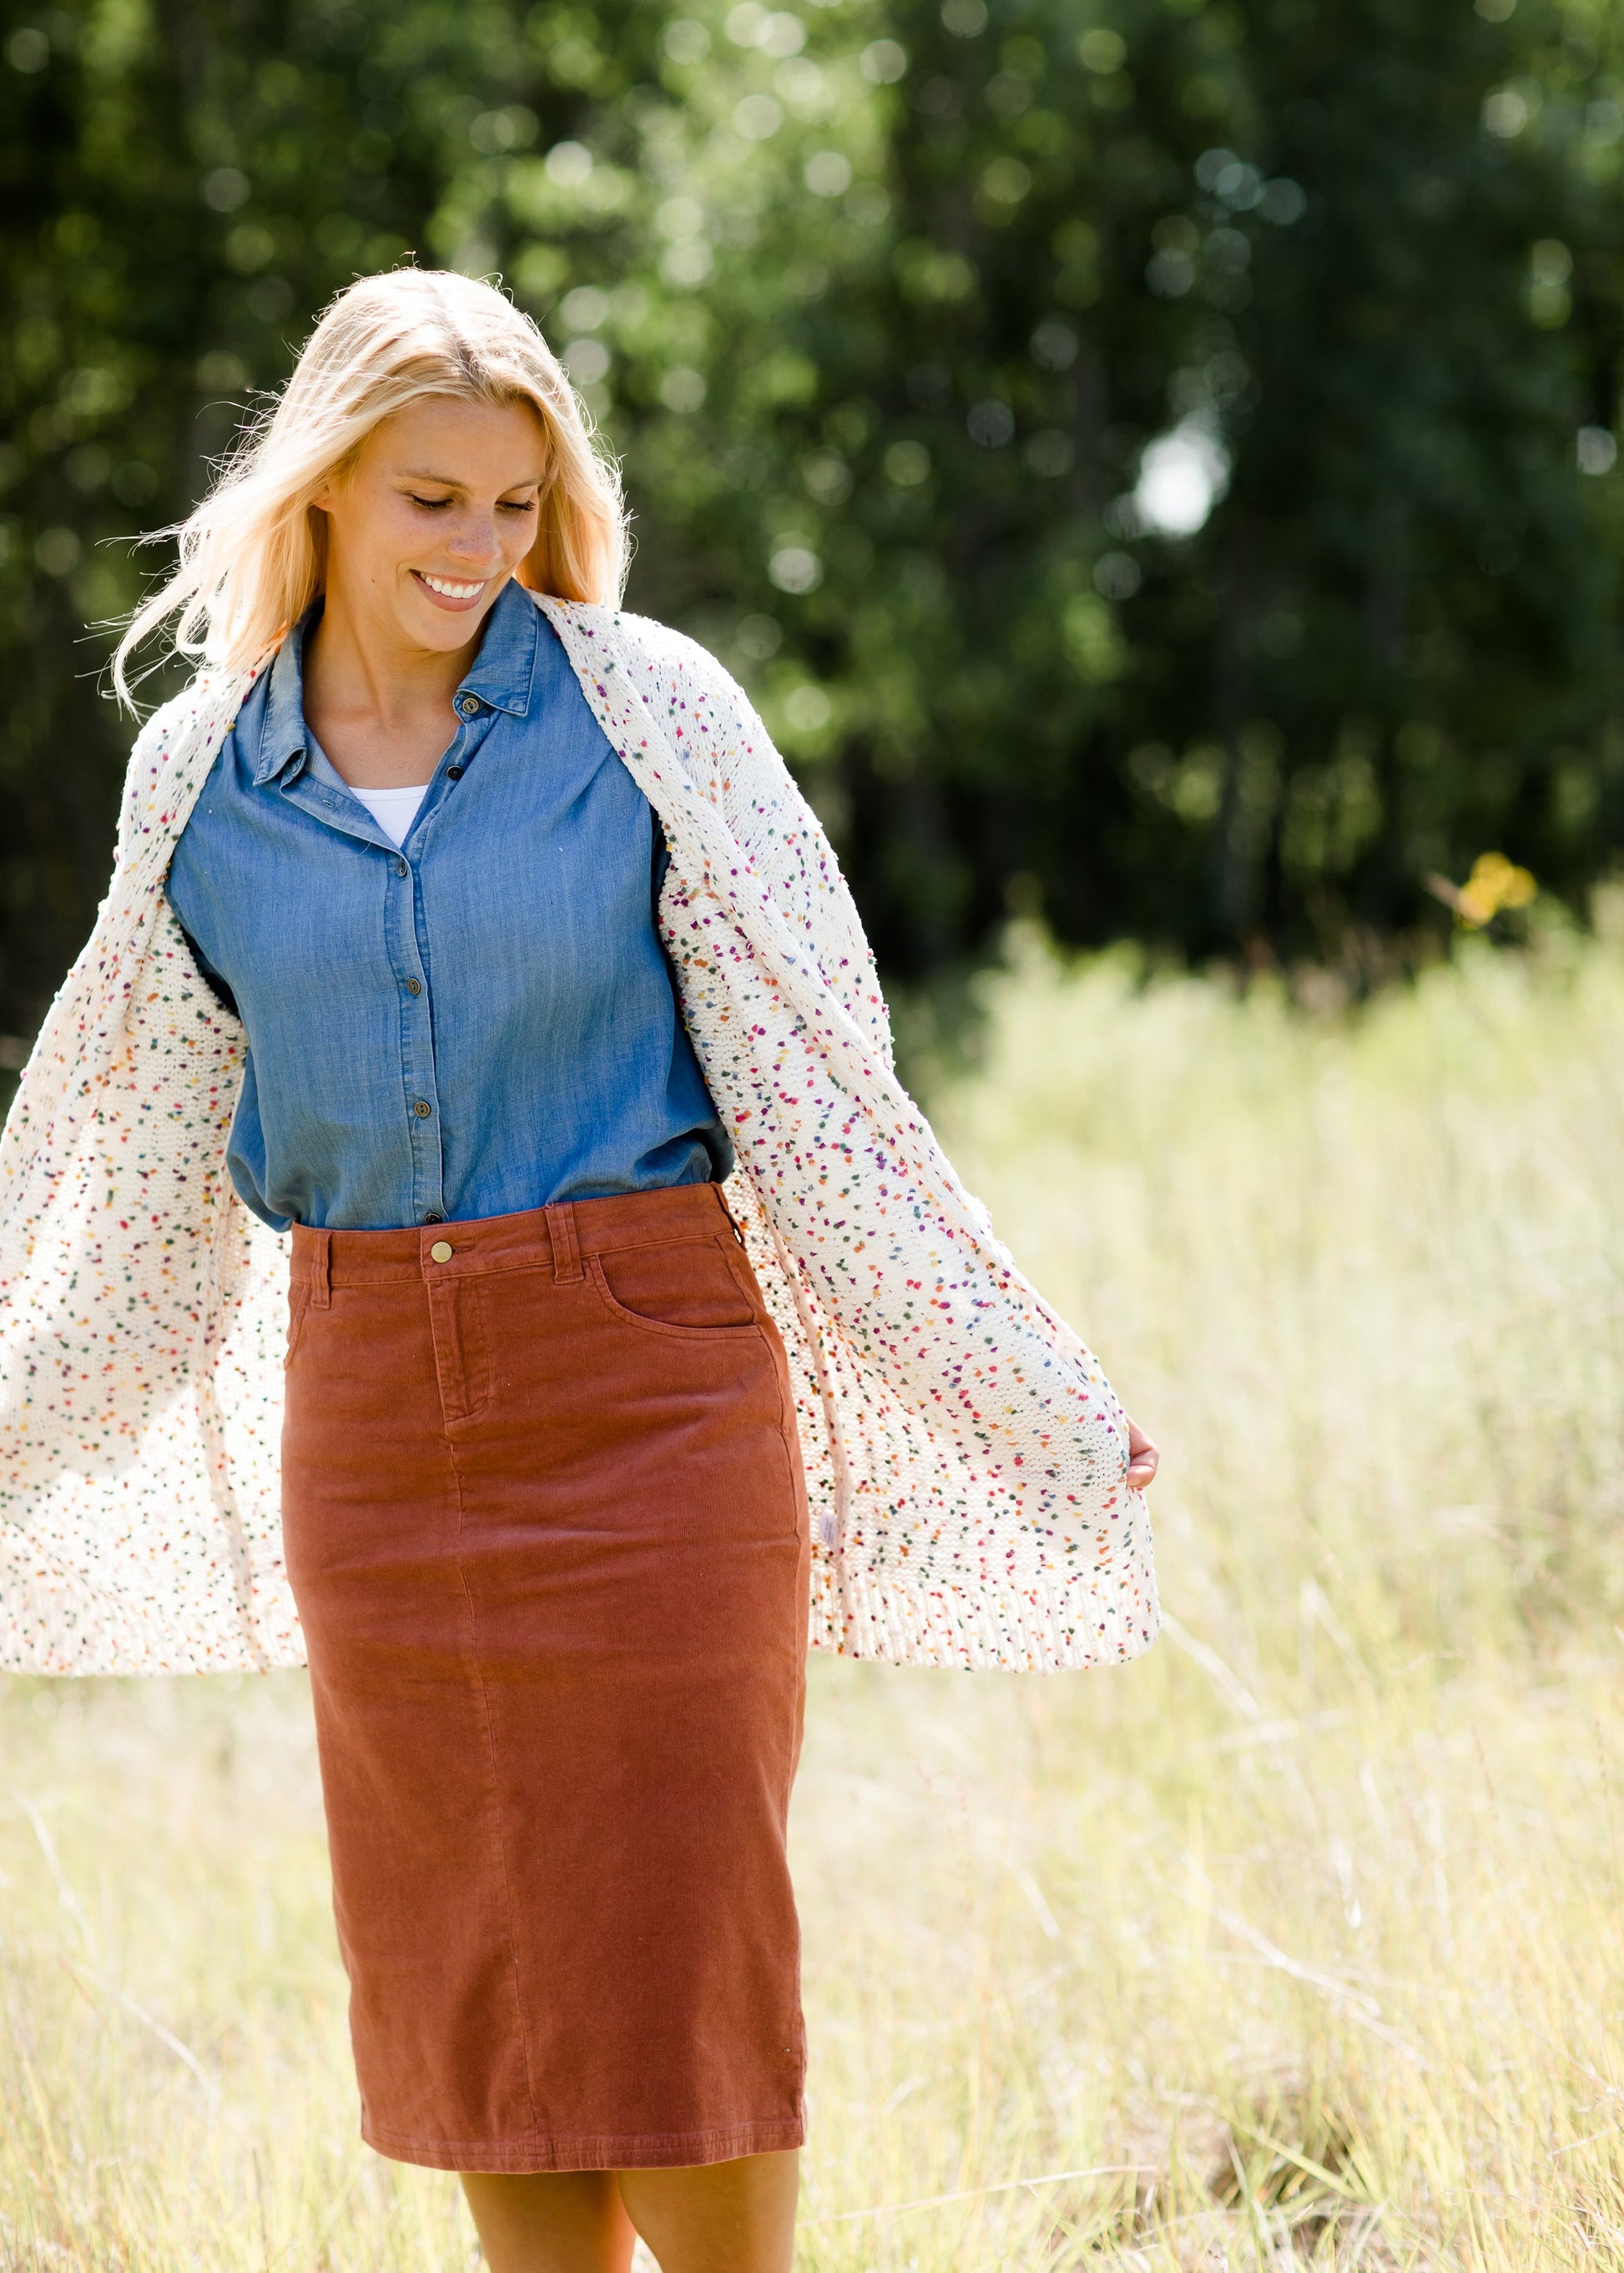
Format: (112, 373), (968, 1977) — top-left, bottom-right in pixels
(0, 594), (1158, 1677)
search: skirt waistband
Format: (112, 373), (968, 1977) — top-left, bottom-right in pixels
(289, 1181), (743, 1294)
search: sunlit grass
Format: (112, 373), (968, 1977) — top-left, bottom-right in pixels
(5, 922), (1624, 2268)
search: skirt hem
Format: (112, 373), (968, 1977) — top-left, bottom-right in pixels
(362, 2115), (808, 2174)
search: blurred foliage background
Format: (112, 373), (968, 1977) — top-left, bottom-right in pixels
(3, 0), (1623, 1042)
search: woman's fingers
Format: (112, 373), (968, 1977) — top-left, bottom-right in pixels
(1125, 1415), (1159, 1491)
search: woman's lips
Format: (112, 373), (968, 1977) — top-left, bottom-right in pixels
(411, 569), (489, 611)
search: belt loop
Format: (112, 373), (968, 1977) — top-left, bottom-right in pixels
(310, 1227), (332, 1310)
(545, 1202), (582, 1283)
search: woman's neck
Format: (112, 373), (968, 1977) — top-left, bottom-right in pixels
(300, 582), (491, 789)
(305, 583), (480, 733)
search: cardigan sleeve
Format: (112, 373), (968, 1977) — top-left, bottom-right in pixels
(113, 673), (243, 871)
(649, 629), (895, 1075)
(113, 697), (184, 869)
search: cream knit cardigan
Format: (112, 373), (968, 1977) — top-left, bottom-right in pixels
(0, 595), (1158, 1678)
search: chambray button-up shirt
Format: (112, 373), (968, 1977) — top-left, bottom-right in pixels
(164, 578), (731, 1233)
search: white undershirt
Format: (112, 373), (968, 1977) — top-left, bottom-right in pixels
(350, 782), (431, 849)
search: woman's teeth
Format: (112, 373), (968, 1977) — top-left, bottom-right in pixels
(419, 573), (485, 598)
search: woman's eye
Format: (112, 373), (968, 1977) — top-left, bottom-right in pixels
(408, 494), (452, 511)
(499, 498), (537, 515)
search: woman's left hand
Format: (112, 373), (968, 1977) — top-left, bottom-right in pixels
(1125, 1415), (1159, 1492)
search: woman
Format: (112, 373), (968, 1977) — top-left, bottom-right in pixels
(0, 270), (1159, 2273)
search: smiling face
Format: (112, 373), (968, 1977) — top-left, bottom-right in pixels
(311, 393), (550, 657)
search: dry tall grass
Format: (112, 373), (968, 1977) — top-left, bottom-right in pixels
(3, 925), (1623, 2270)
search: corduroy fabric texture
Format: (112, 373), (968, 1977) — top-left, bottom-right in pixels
(0, 592), (1159, 1677)
(284, 1184), (809, 2173)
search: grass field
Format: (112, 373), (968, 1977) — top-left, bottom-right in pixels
(3, 920), (1623, 2270)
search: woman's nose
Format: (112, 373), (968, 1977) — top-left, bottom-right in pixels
(442, 515), (502, 565)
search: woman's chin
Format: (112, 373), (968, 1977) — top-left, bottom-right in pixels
(398, 583), (498, 647)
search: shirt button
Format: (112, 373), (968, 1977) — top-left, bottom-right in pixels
(429, 1241), (454, 1263)
(458, 695), (480, 717)
(412, 1099), (432, 1117)
(394, 857), (409, 877)
(406, 978), (422, 995)
(446, 764), (465, 780)
(424, 1212), (444, 1223)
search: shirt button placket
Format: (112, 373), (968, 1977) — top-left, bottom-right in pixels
(409, 1076), (441, 1216)
(390, 846), (443, 1226)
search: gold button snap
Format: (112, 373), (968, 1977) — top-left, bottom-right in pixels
(429, 1241), (453, 1263)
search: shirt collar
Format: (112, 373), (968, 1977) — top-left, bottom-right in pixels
(454, 575), (540, 718)
(248, 577), (540, 788)
(250, 609), (315, 785)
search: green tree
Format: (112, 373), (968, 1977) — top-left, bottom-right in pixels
(0, 0), (886, 1037)
(4, 0), (1624, 1051)
(699, 0), (1624, 976)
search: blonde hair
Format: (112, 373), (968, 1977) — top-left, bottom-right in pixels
(114, 268), (628, 705)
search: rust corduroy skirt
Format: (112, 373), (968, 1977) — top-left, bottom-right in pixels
(280, 1182), (810, 2173)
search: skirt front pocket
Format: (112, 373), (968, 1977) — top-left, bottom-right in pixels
(588, 1234), (760, 1339)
